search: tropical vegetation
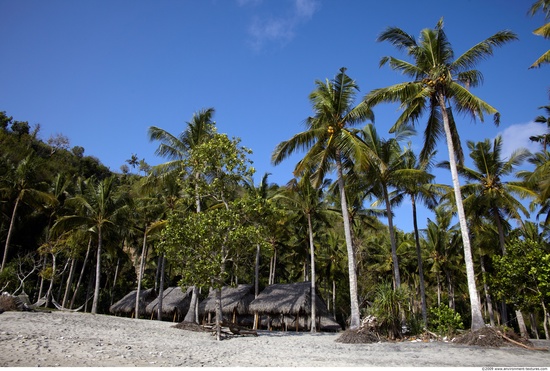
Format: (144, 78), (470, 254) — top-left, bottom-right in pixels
(1, 4), (549, 341)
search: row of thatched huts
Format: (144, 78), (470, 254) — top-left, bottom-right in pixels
(109, 282), (341, 332)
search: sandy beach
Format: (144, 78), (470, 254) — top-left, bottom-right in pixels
(0, 310), (549, 368)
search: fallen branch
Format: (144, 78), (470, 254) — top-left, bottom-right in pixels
(497, 331), (548, 351)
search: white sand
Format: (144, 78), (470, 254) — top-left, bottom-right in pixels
(0, 310), (549, 367)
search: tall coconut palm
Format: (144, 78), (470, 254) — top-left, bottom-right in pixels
(52, 176), (130, 314)
(356, 123), (423, 290)
(365, 19), (517, 330)
(452, 136), (535, 329)
(394, 148), (441, 326)
(272, 67), (374, 329)
(274, 175), (334, 332)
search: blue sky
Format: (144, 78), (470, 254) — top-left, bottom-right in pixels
(1, 0), (549, 232)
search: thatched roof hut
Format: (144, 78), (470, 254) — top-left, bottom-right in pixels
(198, 284), (254, 324)
(109, 288), (156, 317)
(145, 286), (193, 322)
(249, 282), (341, 332)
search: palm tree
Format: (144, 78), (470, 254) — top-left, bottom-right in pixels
(447, 136), (535, 254)
(528, 0), (550, 69)
(529, 105), (550, 150)
(365, 19), (517, 330)
(272, 67), (374, 329)
(519, 150), (550, 223)
(0, 154), (56, 272)
(274, 175), (334, 332)
(148, 107), (215, 213)
(356, 123), (423, 290)
(52, 176), (130, 314)
(148, 108), (216, 323)
(395, 148), (441, 326)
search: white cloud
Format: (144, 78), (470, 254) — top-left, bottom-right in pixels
(242, 0), (319, 50)
(497, 121), (547, 159)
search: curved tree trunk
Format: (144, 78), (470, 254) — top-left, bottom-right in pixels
(307, 213), (316, 333)
(1, 197), (21, 273)
(70, 236), (92, 309)
(336, 152), (360, 330)
(438, 93), (484, 330)
(45, 252), (56, 308)
(62, 258), (76, 308)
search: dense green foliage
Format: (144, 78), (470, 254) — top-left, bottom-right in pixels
(1, 7), (550, 338)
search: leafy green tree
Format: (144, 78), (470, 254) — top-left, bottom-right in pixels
(272, 67), (374, 330)
(162, 132), (262, 340)
(492, 238), (550, 338)
(365, 18), (517, 330)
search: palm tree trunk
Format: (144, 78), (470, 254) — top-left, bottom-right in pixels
(530, 312), (540, 340)
(92, 226), (102, 314)
(184, 287), (199, 323)
(62, 258), (76, 308)
(253, 243), (260, 330)
(335, 153), (361, 330)
(157, 253), (165, 321)
(110, 257), (120, 306)
(438, 93), (484, 330)
(516, 310), (528, 338)
(495, 215), (509, 326)
(45, 253), (56, 308)
(215, 286), (223, 341)
(37, 254), (46, 301)
(307, 213), (316, 333)
(479, 253), (495, 326)
(384, 187), (401, 288)
(70, 236), (92, 309)
(135, 229), (148, 319)
(411, 195), (427, 326)
(1, 197), (21, 273)
(541, 299), (549, 340)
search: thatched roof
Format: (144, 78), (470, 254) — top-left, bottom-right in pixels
(145, 286), (193, 317)
(199, 284), (254, 315)
(248, 282), (330, 316)
(109, 288), (157, 315)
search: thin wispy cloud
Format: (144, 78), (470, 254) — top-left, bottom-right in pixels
(238, 0), (319, 50)
(497, 121), (547, 159)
